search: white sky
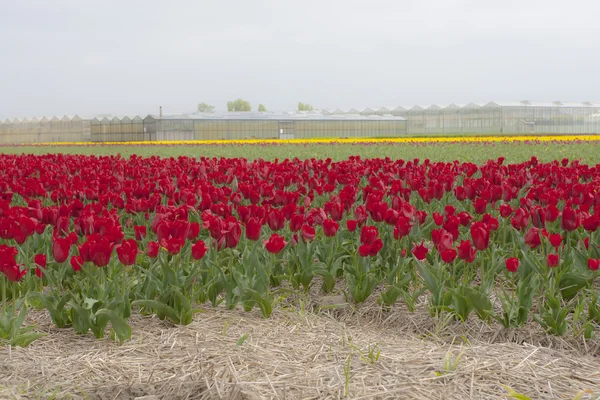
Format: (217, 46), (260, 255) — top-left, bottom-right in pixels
(1, 0), (599, 118)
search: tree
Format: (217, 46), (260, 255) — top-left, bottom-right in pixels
(258, 104), (267, 112)
(197, 103), (215, 113)
(298, 102), (313, 111)
(227, 99), (251, 112)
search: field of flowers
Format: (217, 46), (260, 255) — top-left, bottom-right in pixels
(3, 137), (600, 164)
(1, 148), (600, 348)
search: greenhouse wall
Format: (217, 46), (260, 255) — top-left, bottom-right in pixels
(1, 103), (600, 143)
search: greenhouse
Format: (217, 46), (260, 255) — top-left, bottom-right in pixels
(138, 112), (408, 141)
(1, 101), (600, 144)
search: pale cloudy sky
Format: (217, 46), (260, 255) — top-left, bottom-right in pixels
(1, 0), (599, 118)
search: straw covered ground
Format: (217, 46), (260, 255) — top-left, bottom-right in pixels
(1, 291), (599, 400)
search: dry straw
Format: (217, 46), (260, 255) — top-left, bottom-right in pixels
(1, 291), (599, 400)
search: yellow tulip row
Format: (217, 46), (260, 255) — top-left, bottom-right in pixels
(22, 135), (600, 146)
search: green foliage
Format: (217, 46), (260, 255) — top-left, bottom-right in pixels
(197, 103), (215, 112)
(258, 104), (267, 112)
(227, 99), (251, 112)
(297, 102), (313, 111)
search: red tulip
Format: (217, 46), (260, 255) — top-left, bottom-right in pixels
(146, 241), (160, 258)
(70, 255), (83, 272)
(358, 238), (383, 257)
(161, 237), (185, 255)
(290, 214), (304, 232)
(266, 209), (285, 231)
(34, 254), (47, 278)
(264, 234), (286, 254)
(301, 225), (316, 242)
(89, 238), (113, 267)
(440, 248), (457, 263)
(34, 254), (47, 268)
(393, 216), (412, 239)
(187, 222), (200, 240)
(245, 217), (263, 241)
(431, 229), (453, 252)
(587, 258), (599, 271)
(346, 220), (358, 232)
(52, 236), (72, 263)
(322, 219), (339, 237)
(499, 203), (512, 218)
(561, 206), (580, 231)
(524, 227), (541, 249)
(470, 222), (490, 251)
(432, 212), (444, 226)
(457, 240), (477, 263)
(360, 226), (379, 245)
(134, 226), (147, 241)
(505, 257), (519, 273)
(411, 241), (428, 261)
(547, 254), (559, 268)
(191, 240), (208, 260)
(116, 239), (138, 266)
(548, 233), (563, 248)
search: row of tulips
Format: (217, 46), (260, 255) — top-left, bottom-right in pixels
(0, 154), (599, 345)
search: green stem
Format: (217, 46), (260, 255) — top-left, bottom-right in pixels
(1, 275), (5, 314)
(12, 282), (16, 316)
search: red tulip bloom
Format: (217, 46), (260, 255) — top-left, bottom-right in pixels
(70, 255), (83, 272)
(561, 206), (580, 232)
(545, 205), (560, 222)
(301, 225), (316, 242)
(146, 241), (160, 258)
(89, 238), (113, 267)
(432, 212), (444, 226)
(587, 258), (599, 271)
(0, 263), (27, 282)
(187, 222), (201, 240)
(161, 237), (185, 255)
(360, 226), (379, 244)
(431, 228), (453, 252)
(457, 240), (476, 263)
(470, 222), (490, 251)
(505, 257), (519, 273)
(52, 236), (72, 263)
(358, 238), (383, 257)
(346, 220), (358, 232)
(290, 214), (304, 232)
(322, 219), (339, 237)
(474, 198), (488, 214)
(548, 233), (563, 248)
(266, 209), (285, 231)
(530, 206), (546, 228)
(411, 241), (428, 261)
(134, 226), (147, 241)
(245, 217), (263, 241)
(440, 248), (457, 263)
(510, 208), (529, 231)
(457, 212), (472, 226)
(34, 254), (47, 268)
(482, 214), (499, 231)
(191, 240), (208, 260)
(499, 203), (513, 218)
(116, 239), (138, 266)
(582, 215), (599, 232)
(264, 234), (287, 254)
(547, 254), (560, 268)
(524, 227), (542, 249)
(393, 216), (412, 240)
(34, 254), (47, 278)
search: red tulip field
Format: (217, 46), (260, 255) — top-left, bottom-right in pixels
(1, 141), (600, 399)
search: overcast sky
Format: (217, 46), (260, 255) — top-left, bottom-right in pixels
(1, 0), (599, 118)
